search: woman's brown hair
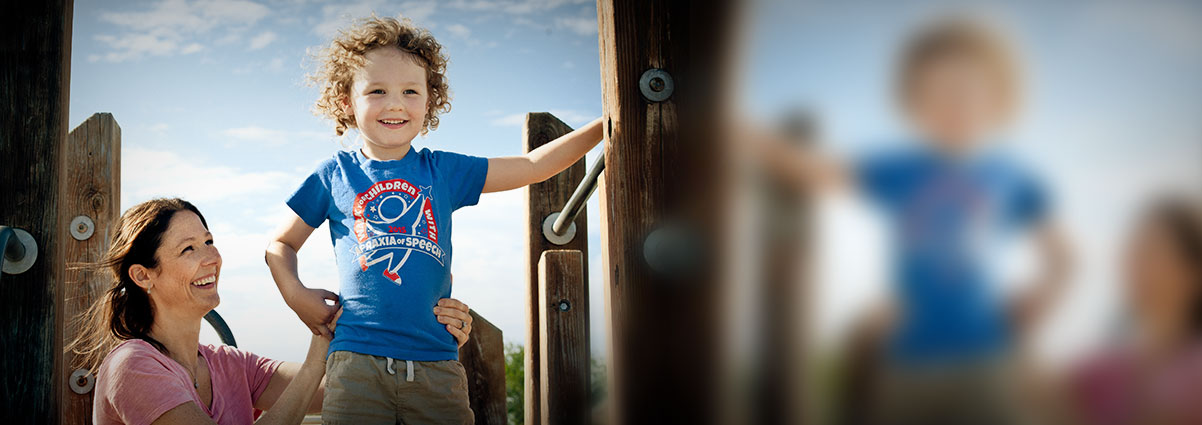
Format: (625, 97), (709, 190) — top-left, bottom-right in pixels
(1142, 196), (1202, 335)
(68, 198), (208, 372)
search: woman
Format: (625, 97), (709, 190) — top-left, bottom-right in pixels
(1066, 197), (1202, 425)
(69, 198), (476, 424)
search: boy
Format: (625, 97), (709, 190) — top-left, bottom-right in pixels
(265, 16), (602, 424)
(758, 18), (1071, 424)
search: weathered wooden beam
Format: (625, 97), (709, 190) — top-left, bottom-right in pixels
(0, 0), (74, 421)
(596, 0), (737, 423)
(538, 250), (590, 425)
(523, 112), (589, 425)
(60, 113), (121, 425)
(459, 310), (507, 425)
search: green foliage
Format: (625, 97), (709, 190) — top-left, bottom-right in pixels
(504, 343), (525, 425)
(504, 342), (609, 425)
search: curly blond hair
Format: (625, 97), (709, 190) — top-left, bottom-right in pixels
(896, 18), (1022, 120)
(309, 15), (450, 136)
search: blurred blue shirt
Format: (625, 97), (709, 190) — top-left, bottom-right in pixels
(856, 144), (1049, 363)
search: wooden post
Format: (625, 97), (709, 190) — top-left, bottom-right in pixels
(458, 310), (507, 425)
(596, 0), (737, 423)
(60, 113), (121, 424)
(524, 113), (589, 425)
(750, 114), (814, 425)
(538, 250), (589, 425)
(0, 0), (74, 422)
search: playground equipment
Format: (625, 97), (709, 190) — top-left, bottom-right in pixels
(2, 0), (769, 424)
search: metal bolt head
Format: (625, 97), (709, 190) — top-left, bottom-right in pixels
(649, 77), (665, 92)
(70, 215), (95, 241)
(639, 68), (674, 102)
(557, 300), (572, 312)
(69, 368), (95, 394)
(1, 227), (37, 275)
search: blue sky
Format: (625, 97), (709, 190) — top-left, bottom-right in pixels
(70, 0), (1202, 366)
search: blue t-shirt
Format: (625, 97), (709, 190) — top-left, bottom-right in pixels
(286, 147), (488, 361)
(856, 144), (1048, 363)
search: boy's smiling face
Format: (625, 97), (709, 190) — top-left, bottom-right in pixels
(905, 55), (1012, 154)
(344, 47), (430, 160)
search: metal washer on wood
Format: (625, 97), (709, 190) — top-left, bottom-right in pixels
(639, 68), (674, 102)
(542, 212), (577, 245)
(69, 368), (94, 394)
(70, 215), (95, 241)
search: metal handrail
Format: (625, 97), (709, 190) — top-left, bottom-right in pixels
(550, 152), (606, 237)
(204, 310), (238, 347)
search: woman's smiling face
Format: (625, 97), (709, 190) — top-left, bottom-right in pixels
(344, 47), (430, 158)
(143, 210), (222, 315)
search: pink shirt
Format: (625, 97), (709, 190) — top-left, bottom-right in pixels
(93, 339), (282, 425)
(1071, 344), (1202, 425)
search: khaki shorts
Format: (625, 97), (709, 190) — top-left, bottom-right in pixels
(322, 350), (474, 425)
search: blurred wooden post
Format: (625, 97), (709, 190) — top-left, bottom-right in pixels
(596, 0), (737, 423)
(459, 310), (507, 425)
(751, 112), (814, 425)
(524, 113), (589, 425)
(60, 113), (121, 424)
(0, 0), (74, 422)
(538, 250), (589, 425)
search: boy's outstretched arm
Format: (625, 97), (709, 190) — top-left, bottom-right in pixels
(1011, 220), (1073, 340)
(746, 125), (851, 193)
(265, 213), (341, 338)
(483, 117), (604, 193)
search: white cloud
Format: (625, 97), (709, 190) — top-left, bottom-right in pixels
(314, 0), (440, 38)
(489, 113), (526, 127)
(222, 126), (333, 147)
(94, 0), (272, 62)
(489, 109), (595, 128)
(445, 0), (589, 15)
(247, 31), (278, 50)
(122, 147), (295, 203)
(554, 16), (596, 37)
(445, 23), (472, 40)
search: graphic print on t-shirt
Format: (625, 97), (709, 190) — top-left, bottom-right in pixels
(351, 178), (444, 285)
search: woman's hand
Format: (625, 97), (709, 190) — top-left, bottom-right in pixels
(304, 307), (341, 367)
(434, 298), (473, 347)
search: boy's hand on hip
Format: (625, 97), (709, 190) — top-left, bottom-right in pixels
(284, 286), (341, 338)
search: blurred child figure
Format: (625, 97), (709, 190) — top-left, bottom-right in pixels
(1066, 197), (1202, 425)
(758, 18), (1071, 425)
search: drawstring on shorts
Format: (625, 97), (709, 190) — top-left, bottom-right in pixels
(385, 357), (415, 382)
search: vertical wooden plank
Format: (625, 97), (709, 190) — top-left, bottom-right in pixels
(60, 113), (121, 424)
(0, 0), (74, 422)
(596, 0), (736, 423)
(524, 112), (588, 425)
(459, 310), (507, 425)
(750, 115), (813, 425)
(538, 250), (589, 425)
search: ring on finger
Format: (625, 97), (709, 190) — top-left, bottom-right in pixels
(459, 319), (466, 330)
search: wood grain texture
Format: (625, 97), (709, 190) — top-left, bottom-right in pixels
(60, 113), (121, 425)
(538, 250), (589, 425)
(596, 0), (736, 423)
(459, 310), (507, 425)
(0, 0), (74, 422)
(523, 112), (589, 425)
